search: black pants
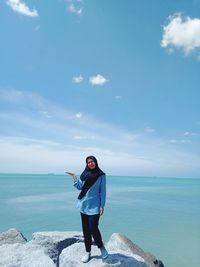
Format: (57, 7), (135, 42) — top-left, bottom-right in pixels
(81, 212), (103, 252)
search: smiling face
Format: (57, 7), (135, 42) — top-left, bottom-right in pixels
(87, 159), (96, 170)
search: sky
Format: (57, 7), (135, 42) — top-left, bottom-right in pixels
(0, 0), (200, 177)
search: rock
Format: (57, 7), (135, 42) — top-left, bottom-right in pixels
(60, 241), (148, 267)
(32, 231), (83, 265)
(0, 230), (82, 267)
(143, 253), (165, 267)
(106, 234), (164, 267)
(0, 228), (27, 245)
(0, 229), (164, 267)
(0, 243), (56, 267)
(143, 253), (157, 265)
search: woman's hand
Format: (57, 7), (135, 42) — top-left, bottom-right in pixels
(99, 207), (104, 216)
(65, 172), (77, 181)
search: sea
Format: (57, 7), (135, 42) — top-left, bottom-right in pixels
(0, 173), (200, 267)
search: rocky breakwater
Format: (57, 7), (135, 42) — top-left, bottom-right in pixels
(0, 228), (164, 267)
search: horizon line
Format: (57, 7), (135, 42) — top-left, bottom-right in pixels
(0, 172), (199, 180)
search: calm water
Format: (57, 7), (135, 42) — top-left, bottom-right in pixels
(0, 173), (200, 267)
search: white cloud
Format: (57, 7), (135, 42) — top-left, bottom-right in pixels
(0, 88), (44, 106)
(6, 0), (39, 17)
(41, 111), (52, 119)
(89, 74), (109, 86)
(67, 0), (83, 16)
(73, 135), (82, 140)
(169, 139), (191, 144)
(161, 14), (200, 55)
(72, 75), (83, 83)
(184, 131), (197, 136)
(145, 127), (155, 133)
(75, 112), (82, 119)
(115, 95), (122, 100)
(73, 134), (95, 140)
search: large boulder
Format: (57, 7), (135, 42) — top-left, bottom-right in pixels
(0, 230), (82, 267)
(106, 233), (164, 267)
(0, 242), (56, 267)
(60, 240), (148, 267)
(0, 229), (164, 267)
(59, 232), (164, 267)
(32, 231), (83, 265)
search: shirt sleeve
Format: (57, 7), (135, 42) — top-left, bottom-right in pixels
(73, 179), (83, 191)
(99, 175), (106, 208)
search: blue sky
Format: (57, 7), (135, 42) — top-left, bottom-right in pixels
(0, 0), (200, 177)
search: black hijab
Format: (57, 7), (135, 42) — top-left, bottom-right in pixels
(78, 156), (105, 200)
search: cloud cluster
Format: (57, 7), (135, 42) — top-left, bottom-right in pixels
(67, 0), (83, 16)
(145, 127), (155, 133)
(184, 131), (197, 136)
(72, 74), (109, 86)
(6, 0), (39, 17)
(0, 88), (200, 177)
(89, 74), (109, 86)
(72, 75), (84, 83)
(75, 112), (82, 119)
(169, 139), (191, 144)
(6, 0), (84, 18)
(115, 95), (122, 100)
(161, 13), (200, 55)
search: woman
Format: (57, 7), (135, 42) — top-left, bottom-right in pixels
(66, 156), (108, 263)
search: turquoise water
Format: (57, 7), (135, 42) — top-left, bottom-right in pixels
(0, 174), (200, 267)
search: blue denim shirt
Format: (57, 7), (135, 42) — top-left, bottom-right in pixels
(73, 175), (106, 215)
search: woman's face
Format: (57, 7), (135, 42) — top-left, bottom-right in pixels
(87, 159), (96, 170)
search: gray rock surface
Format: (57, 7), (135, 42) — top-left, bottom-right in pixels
(0, 229), (164, 267)
(107, 234), (164, 267)
(107, 233), (157, 267)
(0, 242), (56, 267)
(0, 228), (27, 245)
(32, 231), (83, 265)
(60, 236), (148, 267)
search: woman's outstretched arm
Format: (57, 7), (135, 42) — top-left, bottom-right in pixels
(65, 172), (83, 191)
